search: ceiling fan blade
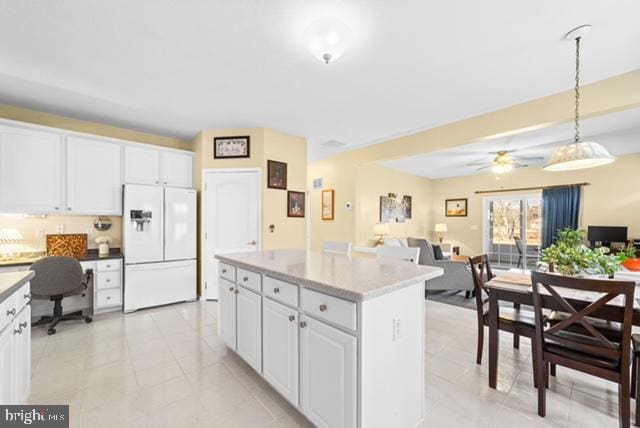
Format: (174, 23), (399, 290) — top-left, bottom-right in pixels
(476, 165), (492, 171)
(514, 156), (545, 161)
(465, 162), (489, 167)
(514, 163), (529, 168)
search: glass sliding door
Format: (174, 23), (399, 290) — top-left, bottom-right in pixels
(483, 194), (542, 269)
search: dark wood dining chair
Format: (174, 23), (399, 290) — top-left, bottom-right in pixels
(530, 271), (635, 427)
(469, 255), (540, 366)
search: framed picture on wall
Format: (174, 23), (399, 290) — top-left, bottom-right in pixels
(213, 136), (250, 159)
(287, 191), (305, 218)
(267, 160), (287, 189)
(321, 189), (334, 220)
(379, 195), (396, 222)
(445, 198), (468, 217)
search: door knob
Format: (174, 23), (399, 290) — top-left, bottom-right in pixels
(247, 240), (257, 246)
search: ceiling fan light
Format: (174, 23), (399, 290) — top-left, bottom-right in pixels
(543, 141), (615, 172)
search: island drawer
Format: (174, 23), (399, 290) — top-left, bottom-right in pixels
(264, 276), (298, 307)
(302, 288), (357, 331)
(219, 262), (236, 283)
(237, 268), (261, 293)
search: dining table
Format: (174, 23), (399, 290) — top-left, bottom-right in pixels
(483, 270), (640, 389)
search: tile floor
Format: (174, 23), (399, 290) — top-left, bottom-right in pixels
(28, 299), (626, 427)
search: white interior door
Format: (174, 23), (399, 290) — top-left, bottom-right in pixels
(204, 170), (260, 300)
(164, 187), (197, 261)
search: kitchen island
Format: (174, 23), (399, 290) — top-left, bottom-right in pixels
(215, 250), (443, 428)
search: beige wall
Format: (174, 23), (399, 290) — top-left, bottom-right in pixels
(0, 214), (122, 253)
(0, 103), (191, 150)
(430, 154), (640, 256)
(355, 164), (432, 246)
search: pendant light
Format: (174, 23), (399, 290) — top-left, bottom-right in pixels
(544, 25), (615, 172)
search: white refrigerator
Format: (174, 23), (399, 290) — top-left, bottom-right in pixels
(123, 185), (197, 312)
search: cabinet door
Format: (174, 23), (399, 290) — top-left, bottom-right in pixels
(300, 316), (357, 428)
(66, 137), (122, 214)
(0, 323), (15, 404)
(218, 279), (236, 349)
(263, 298), (298, 405)
(13, 305), (30, 404)
(0, 125), (62, 212)
(162, 152), (193, 188)
(124, 145), (161, 185)
(236, 286), (262, 373)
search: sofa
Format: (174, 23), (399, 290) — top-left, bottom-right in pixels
(407, 237), (474, 292)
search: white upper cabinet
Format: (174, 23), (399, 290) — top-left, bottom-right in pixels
(0, 126), (63, 213)
(162, 151), (193, 188)
(66, 136), (122, 214)
(124, 145), (193, 188)
(124, 145), (161, 185)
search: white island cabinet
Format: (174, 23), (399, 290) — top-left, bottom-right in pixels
(216, 250), (443, 428)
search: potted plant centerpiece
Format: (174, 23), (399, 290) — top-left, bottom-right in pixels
(619, 243), (640, 272)
(541, 228), (631, 278)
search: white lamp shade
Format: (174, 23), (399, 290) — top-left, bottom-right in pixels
(434, 223), (448, 233)
(544, 141), (615, 172)
(303, 18), (353, 64)
(374, 223), (390, 236)
(0, 228), (23, 242)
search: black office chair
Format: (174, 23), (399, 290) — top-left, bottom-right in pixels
(30, 256), (92, 335)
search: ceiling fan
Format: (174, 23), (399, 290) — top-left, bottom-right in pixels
(466, 150), (544, 174)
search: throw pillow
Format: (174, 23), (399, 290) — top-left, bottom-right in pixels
(432, 244), (444, 260)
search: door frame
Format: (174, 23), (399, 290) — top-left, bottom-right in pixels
(201, 168), (263, 300)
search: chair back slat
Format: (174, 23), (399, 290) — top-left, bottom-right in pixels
(469, 254), (495, 320)
(531, 271), (635, 368)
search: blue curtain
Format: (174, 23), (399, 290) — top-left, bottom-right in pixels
(541, 185), (582, 248)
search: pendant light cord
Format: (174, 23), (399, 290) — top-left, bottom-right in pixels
(574, 36), (581, 143)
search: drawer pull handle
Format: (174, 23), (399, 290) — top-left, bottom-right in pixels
(106, 296), (111, 300)
(288, 315), (295, 322)
(14, 328), (22, 335)
(6, 308), (16, 316)
(273, 287), (280, 294)
(222, 269), (227, 274)
(319, 304), (327, 312)
(299, 321), (307, 328)
(24, 293), (31, 299)
(106, 265), (111, 268)
(20, 321), (27, 328)
(243, 276), (249, 282)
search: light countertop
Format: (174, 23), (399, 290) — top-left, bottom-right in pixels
(216, 250), (443, 301)
(0, 271), (35, 305)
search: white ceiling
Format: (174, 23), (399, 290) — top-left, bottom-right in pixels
(381, 107), (640, 179)
(0, 1), (639, 160)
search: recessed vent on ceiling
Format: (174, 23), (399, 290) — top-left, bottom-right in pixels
(321, 140), (348, 149)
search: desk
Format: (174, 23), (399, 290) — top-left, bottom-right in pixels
(483, 272), (640, 389)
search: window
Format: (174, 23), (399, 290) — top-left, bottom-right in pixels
(483, 194), (542, 269)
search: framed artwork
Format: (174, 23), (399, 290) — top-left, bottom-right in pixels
(403, 195), (412, 219)
(267, 160), (287, 189)
(287, 191), (305, 218)
(321, 189), (334, 220)
(445, 198), (468, 217)
(379, 195), (396, 222)
(213, 136), (250, 159)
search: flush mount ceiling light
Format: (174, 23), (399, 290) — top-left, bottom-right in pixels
(544, 25), (615, 172)
(303, 18), (353, 64)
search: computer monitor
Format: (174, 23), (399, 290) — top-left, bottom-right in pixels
(587, 226), (628, 246)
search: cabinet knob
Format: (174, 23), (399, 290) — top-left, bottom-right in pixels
(273, 287), (280, 294)
(222, 269), (227, 274)
(228, 286), (234, 292)
(243, 276), (249, 282)
(319, 304), (327, 312)
(299, 321), (307, 328)
(6, 308), (16, 316)
(106, 296), (111, 300)
(54, 206), (60, 210)
(234, 289), (239, 294)
(106, 278), (111, 283)
(155, 180), (159, 184)
(67, 207), (72, 211)
(24, 293), (30, 299)
(288, 315), (295, 322)
(13, 328), (22, 335)
(106, 264), (111, 268)
(20, 321), (27, 329)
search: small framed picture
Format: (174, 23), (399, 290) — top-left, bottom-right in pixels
(287, 191), (305, 218)
(445, 198), (468, 217)
(321, 189), (334, 220)
(214, 136), (250, 159)
(267, 160), (287, 190)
